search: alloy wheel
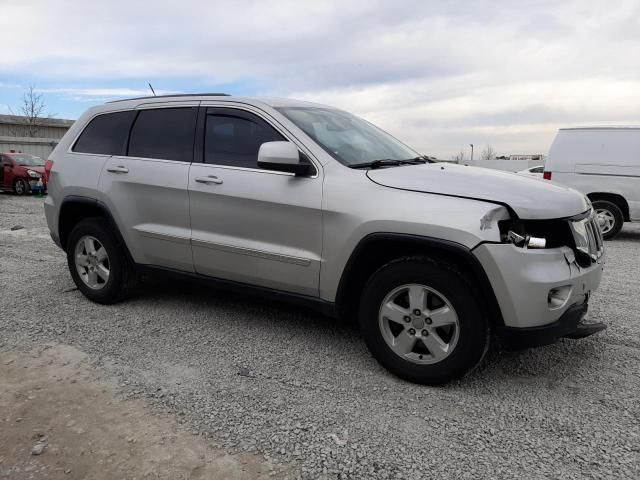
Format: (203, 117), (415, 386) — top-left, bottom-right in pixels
(378, 283), (460, 364)
(14, 179), (27, 195)
(74, 235), (110, 289)
(595, 208), (616, 235)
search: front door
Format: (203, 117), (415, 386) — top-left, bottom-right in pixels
(100, 105), (197, 272)
(0, 156), (6, 187)
(188, 107), (323, 296)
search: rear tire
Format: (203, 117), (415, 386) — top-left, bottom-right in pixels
(66, 217), (134, 304)
(359, 257), (489, 385)
(592, 200), (623, 239)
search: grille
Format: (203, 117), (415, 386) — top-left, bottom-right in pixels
(570, 212), (604, 265)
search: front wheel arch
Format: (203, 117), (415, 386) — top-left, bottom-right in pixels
(334, 233), (505, 330)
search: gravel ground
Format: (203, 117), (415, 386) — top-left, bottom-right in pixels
(1, 194), (639, 479)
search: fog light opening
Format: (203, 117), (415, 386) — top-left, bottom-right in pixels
(548, 286), (572, 309)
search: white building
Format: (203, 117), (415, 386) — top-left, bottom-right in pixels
(0, 114), (75, 158)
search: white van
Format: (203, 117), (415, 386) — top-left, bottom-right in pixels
(545, 127), (640, 239)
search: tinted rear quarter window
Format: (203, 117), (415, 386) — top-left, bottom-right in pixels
(204, 112), (285, 168)
(73, 111), (135, 155)
(128, 108), (197, 161)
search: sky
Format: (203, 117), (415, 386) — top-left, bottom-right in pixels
(2, 0), (640, 159)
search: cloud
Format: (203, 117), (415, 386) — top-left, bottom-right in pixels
(2, 0), (640, 157)
(35, 87), (181, 98)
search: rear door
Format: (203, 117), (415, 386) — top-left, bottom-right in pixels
(188, 105), (323, 296)
(100, 104), (198, 272)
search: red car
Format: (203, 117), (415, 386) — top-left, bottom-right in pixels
(0, 152), (47, 195)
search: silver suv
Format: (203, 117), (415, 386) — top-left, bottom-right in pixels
(44, 94), (606, 384)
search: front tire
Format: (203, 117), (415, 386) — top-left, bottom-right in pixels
(592, 200), (624, 239)
(359, 257), (489, 385)
(66, 217), (134, 304)
(14, 178), (29, 196)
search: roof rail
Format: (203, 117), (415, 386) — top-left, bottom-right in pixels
(107, 93), (231, 103)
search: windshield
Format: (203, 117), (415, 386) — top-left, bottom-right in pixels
(11, 154), (44, 166)
(276, 107), (419, 166)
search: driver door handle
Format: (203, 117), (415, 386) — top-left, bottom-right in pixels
(106, 166), (129, 174)
(195, 175), (223, 185)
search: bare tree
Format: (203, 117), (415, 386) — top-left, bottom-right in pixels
(9, 86), (47, 137)
(450, 150), (467, 163)
(480, 145), (496, 160)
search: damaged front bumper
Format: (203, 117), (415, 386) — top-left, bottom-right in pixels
(473, 241), (605, 348)
(499, 301), (606, 350)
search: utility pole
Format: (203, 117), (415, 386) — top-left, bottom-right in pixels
(470, 144), (474, 161)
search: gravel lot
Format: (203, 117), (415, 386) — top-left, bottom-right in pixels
(1, 194), (639, 479)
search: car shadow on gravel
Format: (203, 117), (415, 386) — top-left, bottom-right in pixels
(610, 229), (640, 241)
(138, 275), (357, 328)
(127, 273), (608, 389)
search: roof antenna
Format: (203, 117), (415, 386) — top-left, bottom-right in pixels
(148, 83), (156, 96)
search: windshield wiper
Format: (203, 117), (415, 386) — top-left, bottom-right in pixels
(349, 159), (403, 169)
(349, 157), (431, 169)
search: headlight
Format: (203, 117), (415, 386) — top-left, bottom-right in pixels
(505, 230), (547, 249)
(27, 170), (41, 178)
(499, 217), (574, 250)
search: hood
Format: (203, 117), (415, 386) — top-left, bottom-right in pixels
(367, 163), (589, 220)
(17, 165), (45, 174)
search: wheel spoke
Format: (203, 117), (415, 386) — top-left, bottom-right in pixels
(428, 306), (457, 327)
(381, 301), (410, 325)
(95, 246), (107, 262)
(84, 237), (96, 255)
(96, 265), (109, 282)
(392, 332), (416, 355)
(87, 270), (98, 287)
(408, 286), (426, 312)
(421, 331), (449, 360)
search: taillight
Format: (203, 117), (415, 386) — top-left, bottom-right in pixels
(543, 171), (552, 180)
(44, 159), (54, 183)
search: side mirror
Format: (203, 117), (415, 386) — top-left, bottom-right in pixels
(257, 141), (312, 176)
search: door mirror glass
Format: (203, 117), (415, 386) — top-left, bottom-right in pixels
(257, 141), (311, 175)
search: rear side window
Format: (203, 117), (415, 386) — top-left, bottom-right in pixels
(128, 108), (197, 161)
(204, 111), (285, 168)
(73, 111), (135, 155)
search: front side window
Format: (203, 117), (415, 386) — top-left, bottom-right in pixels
(276, 107), (418, 166)
(204, 110), (285, 168)
(73, 110), (135, 155)
(128, 108), (197, 161)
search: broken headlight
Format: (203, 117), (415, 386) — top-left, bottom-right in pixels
(499, 218), (574, 249)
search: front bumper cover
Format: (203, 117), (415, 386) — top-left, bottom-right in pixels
(473, 242), (604, 329)
(500, 301), (606, 350)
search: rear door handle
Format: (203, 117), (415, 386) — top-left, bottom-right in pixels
(195, 175), (223, 185)
(106, 166), (129, 174)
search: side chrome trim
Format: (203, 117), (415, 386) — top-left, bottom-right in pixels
(192, 162), (296, 177)
(135, 228), (191, 245)
(191, 238), (312, 266)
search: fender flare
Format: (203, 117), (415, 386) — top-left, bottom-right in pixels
(334, 232), (506, 329)
(58, 195), (134, 264)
